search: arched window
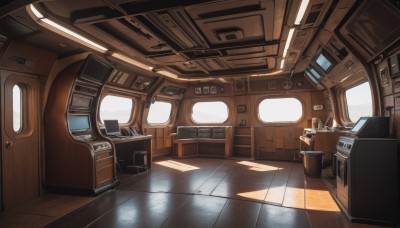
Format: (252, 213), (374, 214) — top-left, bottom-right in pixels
(258, 98), (303, 123)
(345, 82), (372, 122)
(100, 95), (133, 123)
(192, 101), (228, 123)
(147, 101), (172, 124)
(13, 85), (22, 132)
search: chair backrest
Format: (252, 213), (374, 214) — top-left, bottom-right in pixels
(198, 127), (212, 138)
(177, 126), (198, 139)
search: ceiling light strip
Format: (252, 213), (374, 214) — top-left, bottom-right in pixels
(29, 5), (108, 53)
(282, 28), (295, 58)
(294, 0), (310, 25)
(111, 53), (153, 71)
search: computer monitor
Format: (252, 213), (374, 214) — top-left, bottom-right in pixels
(104, 120), (121, 136)
(69, 114), (90, 132)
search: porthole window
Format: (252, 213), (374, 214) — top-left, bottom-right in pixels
(345, 82), (372, 122)
(147, 101), (172, 125)
(258, 98), (303, 123)
(192, 101), (228, 123)
(100, 95), (133, 123)
(13, 85), (22, 132)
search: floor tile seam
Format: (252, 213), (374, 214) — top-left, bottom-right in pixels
(79, 190), (139, 228)
(2, 210), (55, 218)
(211, 197), (230, 228)
(159, 194), (194, 228)
(262, 163), (284, 202)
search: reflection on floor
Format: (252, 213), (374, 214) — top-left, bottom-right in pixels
(0, 158), (388, 227)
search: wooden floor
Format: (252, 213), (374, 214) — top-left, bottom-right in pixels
(0, 158), (388, 227)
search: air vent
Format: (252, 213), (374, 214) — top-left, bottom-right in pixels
(217, 29), (244, 41)
(292, 30), (309, 49)
(305, 3), (324, 25)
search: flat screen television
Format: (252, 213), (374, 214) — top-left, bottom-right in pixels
(315, 49), (335, 73)
(350, 116), (389, 138)
(79, 56), (112, 84)
(69, 114), (90, 132)
(104, 120), (121, 136)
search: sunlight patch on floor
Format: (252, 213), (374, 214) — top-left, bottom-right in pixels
(237, 161), (278, 172)
(155, 160), (200, 172)
(306, 188), (340, 212)
(237, 189), (269, 201)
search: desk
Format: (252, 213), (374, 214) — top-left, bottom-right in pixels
(111, 135), (152, 169)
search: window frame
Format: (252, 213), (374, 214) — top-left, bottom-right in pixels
(99, 93), (136, 125)
(256, 96), (305, 125)
(147, 100), (173, 126)
(190, 100), (230, 125)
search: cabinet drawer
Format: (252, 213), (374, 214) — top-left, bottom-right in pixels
(96, 150), (112, 160)
(96, 166), (113, 186)
(96, 157), (113, 170)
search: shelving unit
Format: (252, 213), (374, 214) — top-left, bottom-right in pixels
(232, 127), (254, 159)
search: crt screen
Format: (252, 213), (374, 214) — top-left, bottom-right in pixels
(69, 115), (90, 131)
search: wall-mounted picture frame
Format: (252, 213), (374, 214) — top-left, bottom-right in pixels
(210, 86), (217, 94)
(195, 87), (202, 95)
(203, 86), (210, 94)
(237, 105), (247, 113)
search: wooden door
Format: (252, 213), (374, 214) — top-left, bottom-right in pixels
(1, 70), (40, 209)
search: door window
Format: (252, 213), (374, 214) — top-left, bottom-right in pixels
(13, 84), (22, 132)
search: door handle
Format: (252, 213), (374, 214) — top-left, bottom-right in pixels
(5, 141), (13, 149)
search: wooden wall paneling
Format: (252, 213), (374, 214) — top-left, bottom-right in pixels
(311, 91), (327, 123)
(264, 127), (275, 153)
(378, 59), (393, 97)
(284, 127), (294, 149)
(156, 128), (164, 149)
(234, 95), (250, 126)
(274, 127), (284, 149)
(293, 127), (304, 150)
(165, 127), (173, 148)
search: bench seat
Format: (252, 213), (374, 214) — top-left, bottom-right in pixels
(173, 126), (232, 159)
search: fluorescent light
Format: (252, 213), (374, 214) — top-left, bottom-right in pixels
(29, 4), (108, 53)
(283, 28), (295, 57)
(280, 59), (285, 69)
(111, 53), (153, 71)
(157, 70), (179, 78)
(294, 0), (310, 25)
(30, 4), (43, 18)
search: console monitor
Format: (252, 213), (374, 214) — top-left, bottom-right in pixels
(350, 116), (389, 138)
(104, 120), (121, 136)
(80, 56), (112, 83)
(315, 49), (335, 73)
(69, 114), (90, 132)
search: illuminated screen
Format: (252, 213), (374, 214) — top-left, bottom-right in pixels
(69, 115), (90, 132)
(316, 52), (332, 72)
(309, 67), (322, 79)
(305, 70), (318, 85)
(351, 117), (367, 133)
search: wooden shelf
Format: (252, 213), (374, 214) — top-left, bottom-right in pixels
(232, 127), (254, 159)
